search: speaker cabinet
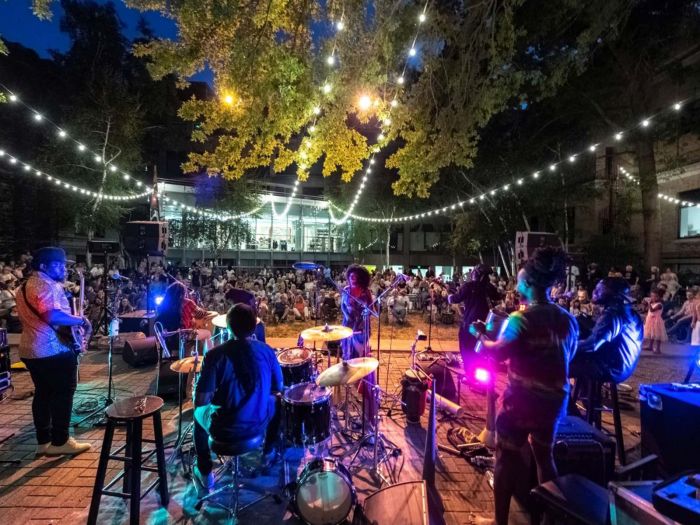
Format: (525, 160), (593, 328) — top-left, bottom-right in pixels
(124, 221), (169, 254)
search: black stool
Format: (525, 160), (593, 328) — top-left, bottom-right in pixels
(195, 434), (278, 518)
(573, 378), (626, 466)
(530, 474), (609, 525)
(87, 396), (169, 525)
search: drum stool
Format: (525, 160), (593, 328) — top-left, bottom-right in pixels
(87, 396), (169, 525)
(194, 434), (281, 517)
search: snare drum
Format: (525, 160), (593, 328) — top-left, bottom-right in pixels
(281, 382), (331, 445)
(294, 457), (355, 525)
(277, 347), (314, 387)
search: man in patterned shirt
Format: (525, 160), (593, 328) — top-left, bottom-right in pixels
(470, 247), (578, 525)
(16, 247), (92, 456)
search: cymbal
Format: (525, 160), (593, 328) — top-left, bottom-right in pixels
(300, 325), (353, 343)
(212, 314), (263, 329)
(212, 314), (228, 328)
(316, 357), (378, 387)
(169, 356), (202, 374)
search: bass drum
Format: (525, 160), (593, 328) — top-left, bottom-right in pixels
(295, 457), (355, 525)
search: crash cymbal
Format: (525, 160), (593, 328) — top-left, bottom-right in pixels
(169, 356), (202, 374)
(316, 357), (379, 387)
(300, 324), (354, 343)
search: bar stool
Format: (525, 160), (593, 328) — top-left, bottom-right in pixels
(573, 378), (626, 466)
(195, 434), (279, 518)
(88, 395), (169, 525)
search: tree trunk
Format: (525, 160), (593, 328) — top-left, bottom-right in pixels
(636, 137), (661, 268)
(385, 225), (391, 269)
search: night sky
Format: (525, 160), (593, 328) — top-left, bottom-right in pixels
(0, 0), (212, 84)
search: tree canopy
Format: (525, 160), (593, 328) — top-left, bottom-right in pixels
(126, 0), (633, 199)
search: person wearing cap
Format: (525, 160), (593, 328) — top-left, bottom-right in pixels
(570, 277), (643, 384)
(15, 247), (92, 456)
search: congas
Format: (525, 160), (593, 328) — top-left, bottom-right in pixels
(474, 309), (510, 354)
(294, 457), (355, 525)
(281, 382), (331, 445)
(277, 347), (314, 387)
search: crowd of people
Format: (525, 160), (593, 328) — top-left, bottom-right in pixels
(1, 255), (699, 354)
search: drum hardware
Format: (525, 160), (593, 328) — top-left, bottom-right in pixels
(300, 324), (354, 370)
(346, 379), (402, 487)
(281, 382), (333, 447)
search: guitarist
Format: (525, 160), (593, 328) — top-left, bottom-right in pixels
(16, 247), (92, 457)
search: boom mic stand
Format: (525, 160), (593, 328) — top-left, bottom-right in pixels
(74, 284), (121, 427)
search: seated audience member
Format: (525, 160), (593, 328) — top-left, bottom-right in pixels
(273, 295), (289, 323)
(666, 288), (696, 339)
(390, 289), (409, 325)
(192, 304), (283, 491)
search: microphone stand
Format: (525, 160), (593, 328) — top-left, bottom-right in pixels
(426, 286), (435, 352)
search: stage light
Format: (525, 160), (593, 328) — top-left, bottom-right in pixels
(327, 55), (335, 66)
(419, 13), (426, 23)
(474, 368), (491, 384)
(409, 47), (417, 57)
(336, 20), (344, 31)
(154, 295), (164, 306)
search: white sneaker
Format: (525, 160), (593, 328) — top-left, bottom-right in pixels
(36, 442), (51, 456)
(46, 437), (92, 456)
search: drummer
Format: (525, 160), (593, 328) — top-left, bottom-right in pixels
(193, 303), (283, 492)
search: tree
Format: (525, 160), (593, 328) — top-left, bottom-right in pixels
(126, 0), (632, 200)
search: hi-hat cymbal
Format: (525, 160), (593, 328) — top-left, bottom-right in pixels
(300, 325), (354, 343)
(316, 357), (379, 387)
(169, 356), (202, 374)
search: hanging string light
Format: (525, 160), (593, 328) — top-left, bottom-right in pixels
(331, 0), (432, 225)
(330, 95), (695, 223)
(0, 146), (151, 201)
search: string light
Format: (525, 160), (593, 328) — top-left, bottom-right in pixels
(0, 145), (151, 201)
(331, 95), (697, 224)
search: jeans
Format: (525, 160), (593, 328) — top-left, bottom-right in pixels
(193, 396), (279, 475)
(22, 351), (78, 445)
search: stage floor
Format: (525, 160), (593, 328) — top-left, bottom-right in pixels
(0, 337), (695, 524)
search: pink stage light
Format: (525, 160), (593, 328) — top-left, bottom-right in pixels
(474, 367), (491, 384)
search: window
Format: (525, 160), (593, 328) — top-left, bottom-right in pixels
(678, 189), (700, 239)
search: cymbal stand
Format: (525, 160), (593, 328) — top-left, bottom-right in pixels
(167, 332), (199, 472)
(347, 380), (402, 487)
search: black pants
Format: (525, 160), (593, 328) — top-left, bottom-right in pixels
(194, 396), (280, 475)
(22, 351), (78, 446)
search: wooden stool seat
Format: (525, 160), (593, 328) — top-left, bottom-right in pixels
(88, 395), (169, 525)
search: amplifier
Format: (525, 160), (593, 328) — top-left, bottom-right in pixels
(552, 416), (616, 486)
(640, 383), (700, 476)
(0, 371), (11, 396)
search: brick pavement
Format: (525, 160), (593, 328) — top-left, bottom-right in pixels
(0, 337), (696, 525)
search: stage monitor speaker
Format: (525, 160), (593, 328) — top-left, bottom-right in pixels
(156, 359), (187, 399)
(552, 416), (616, 486)
(87, 240), (120, 254)
(124, 221), (169, 254)
(362, 481), (428, 525)
(423, 359), (458, 403)
(123, 337), (159, 367)
(640, 383), (700, 476)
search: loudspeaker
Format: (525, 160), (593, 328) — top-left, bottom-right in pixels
(515, 231), (563, 265)
(123, 337), (159, 367)
(124, 221), (168, 254)
(552, 416), (616, 486)
(118, 310), (156, 336)
(87, 240), (120, 254)
(362, 481), (428, 525)
(640, 383), (700, 476)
